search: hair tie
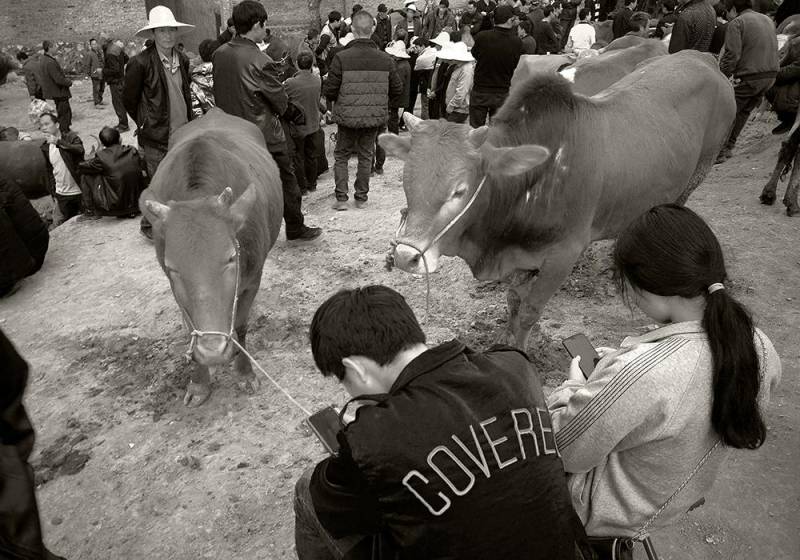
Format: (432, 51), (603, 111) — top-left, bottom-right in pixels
(708, 283), (725, 294)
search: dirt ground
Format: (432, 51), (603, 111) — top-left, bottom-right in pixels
(1, 75), (798, 560)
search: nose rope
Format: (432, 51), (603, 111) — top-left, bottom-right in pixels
(389, 175), (489, 320)
(170, 239), (311, 417)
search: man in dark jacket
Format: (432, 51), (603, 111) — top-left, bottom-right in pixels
(668, 0), (716, 53)
(717, 0), (779, 161)
(16, 52), (43, 100)
(422, 0), (458, 40)
(285, 52), (325, 195)
(0, 331), (66, 559)
(123, 6), (195, 239)
(218, 17), (236, 44)
(39, 112), (85, 224)
(104, 39), (130, 132)
(612, 0), (637, 38)
(471, 6), (522, 127)
(373, 3), (393, 49)
(533, 5), (561, 54)
(214, 0), (322, 243)
(77, 126), (144, 219)
(461, 1), (485, 36)
(294, 285), (591, 560)
(324, 10), (402, 210)
(37, 41), (73, 134)
(476, 0), (498, 31)
(0, 179), (49, 296)
(654, 0), (678, 38)
(87, 38), (105, 108)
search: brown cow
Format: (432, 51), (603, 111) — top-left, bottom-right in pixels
(0, 141), (50, 199)
(380, 51), (735, 349)
(140, 109), (283, 406)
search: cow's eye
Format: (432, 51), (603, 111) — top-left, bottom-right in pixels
(452, 184), (468, 198)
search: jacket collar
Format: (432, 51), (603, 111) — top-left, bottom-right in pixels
(390, 339), (466, 393)
(621, 320), (705, 347)
(348, 38), (378, 48)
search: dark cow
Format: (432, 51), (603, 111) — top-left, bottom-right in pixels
(759, 123), (800, 215)
(0, 141), (50, 199)
(380, 51), (735, 349)
(510, 38), (667, 97)
(140, 109), (283, 406)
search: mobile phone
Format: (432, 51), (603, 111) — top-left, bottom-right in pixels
(562, 334), (600, 379)
(306, 406), (342, 456)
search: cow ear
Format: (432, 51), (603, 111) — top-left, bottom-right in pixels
(403, 112), (423, 132)
(468, 126), (489, 149)
(143, 200), (170, 223)
(217, 187), (234, 208)
(481, 144), (550, 177)
(378, 133), (412, 160)
(230, 183), (257, 231)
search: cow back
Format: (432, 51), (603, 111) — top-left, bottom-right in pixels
(0, 141), (50, 199)
(573, 40), (667, 96)
(140, 109), (283, 284)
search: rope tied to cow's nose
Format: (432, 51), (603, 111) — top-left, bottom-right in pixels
(386, 175), (489, 323)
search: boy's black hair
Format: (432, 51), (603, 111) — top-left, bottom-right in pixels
(99, 126), (120, 147)
(232, 0), (268, 36)
(310, 286), (426, 380)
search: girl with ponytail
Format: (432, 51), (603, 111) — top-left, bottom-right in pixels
(547, 204), (781, 554)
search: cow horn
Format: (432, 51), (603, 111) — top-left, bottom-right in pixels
(468, 126), (489, 149)
(217, 187), (233, 207)
(403, 112), (423, 132)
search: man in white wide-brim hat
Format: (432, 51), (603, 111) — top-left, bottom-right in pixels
(123, 5), (195, 239)
(436, 41), (475, 123)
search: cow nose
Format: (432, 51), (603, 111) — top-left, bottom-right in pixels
(393, 245), (439, 274)
(193, 334), (231, 364)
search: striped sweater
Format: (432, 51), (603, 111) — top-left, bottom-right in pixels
(547, 321), (781, 537)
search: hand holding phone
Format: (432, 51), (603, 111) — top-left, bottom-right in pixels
(562, 333), (600, 379)
(306, 406), (342, 456)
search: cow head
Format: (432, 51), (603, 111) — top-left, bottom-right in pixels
(379, 114), (550, 274)
(144, 185), (257, 366)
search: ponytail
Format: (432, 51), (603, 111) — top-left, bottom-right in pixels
(614, 204), (767, 450)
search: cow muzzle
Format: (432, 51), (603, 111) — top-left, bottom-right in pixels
(393, 243), (440, 275)
(192, 332), (236, 365)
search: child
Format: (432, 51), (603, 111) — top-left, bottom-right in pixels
(548, 204), (781, 559)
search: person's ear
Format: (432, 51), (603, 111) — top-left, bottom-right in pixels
(342, 357), (369, 386)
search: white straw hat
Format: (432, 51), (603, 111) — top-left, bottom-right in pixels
(430, 31), (451, 46)
(136, 5), (195, 37)
(385, 40), (410, 59)
(437, 41), (474, 62)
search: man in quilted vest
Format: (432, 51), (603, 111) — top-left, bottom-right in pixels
(324, 10), (402, 210)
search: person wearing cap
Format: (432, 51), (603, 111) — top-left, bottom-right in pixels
(438, 42), (475, 123)
(402, 2), (424, 43)
(374, 4), (393, 49)
(213, 0), (322, 243)
(469, 5), (521, 127)
(422, 0), (457, 40)
(324, 10), (402, 210)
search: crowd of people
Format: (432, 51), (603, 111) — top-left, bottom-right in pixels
(0, 1), (790, 559)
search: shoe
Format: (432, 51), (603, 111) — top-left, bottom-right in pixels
(715, 147), (732, 164)
(116, 124), (130, 132)
(354, 199), (368, 209)
(300, 189), (310, 197)
(77, 213), (101, 222)
(287, 226), (323, 243)
(333, 200), (349, 211)
(772, 122), (792, 135)
(373, 167), (383, 175)
(307, 183), (317, 192)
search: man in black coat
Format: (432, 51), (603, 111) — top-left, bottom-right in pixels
(16, 52), (43, 100)
(294, 286), (591, 560)
(0, 179), (48, 296)
(0, 330), (66, 558)
(37, 41), (73, 134)
(77, 126), (145, 219)
(103, 39), (130, 132)
(470, 6), (522, 127)
(612, 0), (637, 38)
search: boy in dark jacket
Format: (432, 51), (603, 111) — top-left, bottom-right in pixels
(294, 285), (591, 560)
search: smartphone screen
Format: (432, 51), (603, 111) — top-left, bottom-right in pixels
(306, 406), (342, 456)
(562, 334), (600, 379)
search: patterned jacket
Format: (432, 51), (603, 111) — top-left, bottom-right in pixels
(668, 0), (716, 54)
(323, 39), (402, 129)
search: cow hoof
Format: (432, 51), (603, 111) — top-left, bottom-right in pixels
(786, 205), (800, 217)
(760, 193), (776, 205)
(236, 375), (261, 395)
(183, 381), (212, 407)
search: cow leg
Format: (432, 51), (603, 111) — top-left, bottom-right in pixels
(760, 136), (798, 205)
(506, 241), (587, 350)
(184, 364), (212, 407)
(783, 150), (800, 216)
(677, 151), (717, 205)
(233, 287), (260, 394)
